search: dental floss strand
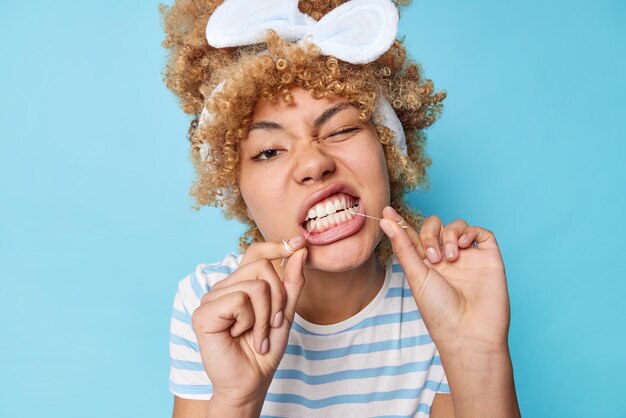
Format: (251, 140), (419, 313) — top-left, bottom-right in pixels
(281, 219), (315, 266)
(304, 219), (315, 241)
(284, 209), (480, 264)
(349, 210), (479, 249)
(348, 210), (409, 228)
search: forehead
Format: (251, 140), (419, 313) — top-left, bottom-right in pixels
(250, 88), (352, 124)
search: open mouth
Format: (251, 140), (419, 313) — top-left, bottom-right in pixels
(303, 192), (360, 234)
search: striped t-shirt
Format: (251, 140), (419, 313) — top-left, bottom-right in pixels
(169, 253), (450, 417)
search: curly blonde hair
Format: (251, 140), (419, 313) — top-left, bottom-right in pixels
(160, 0), (446, 263)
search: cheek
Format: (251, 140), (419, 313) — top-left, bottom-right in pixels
(239, 166), (291, 235)
(345, 141), (390, 193)
(240, 170), (277, 211)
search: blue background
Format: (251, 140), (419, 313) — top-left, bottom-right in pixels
(1, 0), (624, 417)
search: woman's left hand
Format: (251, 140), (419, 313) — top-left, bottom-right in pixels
(379, 206), (511, 355)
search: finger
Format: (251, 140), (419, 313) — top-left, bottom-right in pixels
(240, 237), (306, 266)
(380, 219), (453, 302)
(458, 225), (480, 248)
(209, 260), (287, 327)
(202, 282), (276, 355)
(202, 275), (284, 332)
(441, 218), (470, 261)
(200, 279), (273, 354)
(381, 207), (426, 259)
(380, 219), (429, 281)
(282, 248), (307, 325)
(461, 225), (499, 250)
(418, 215), (446, 264)
(192, 290), (255, 339)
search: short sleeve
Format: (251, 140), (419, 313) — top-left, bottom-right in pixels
(168, 273), (213, 400)
(434, 348), (450, 394)
(437, 371), (450, 394)
(415, 347), (452, 417)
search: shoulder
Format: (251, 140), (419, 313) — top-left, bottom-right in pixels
(173, 252), (243, 312)
(195, 252), (242, 287)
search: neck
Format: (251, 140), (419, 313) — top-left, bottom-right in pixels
(293, 254), (386, 325)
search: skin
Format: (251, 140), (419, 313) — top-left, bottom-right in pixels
(241, 90), (390, 272)
(173, 88), (520, 417)
(240, 89), (390, 325)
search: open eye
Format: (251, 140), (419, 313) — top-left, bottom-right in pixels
(251, 148), (285, 161)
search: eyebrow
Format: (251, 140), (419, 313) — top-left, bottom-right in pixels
(248, 120), (283, 131)
(313, 103), (350, 128)
(247, 103), (352, 132)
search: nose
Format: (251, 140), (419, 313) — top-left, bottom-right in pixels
(292, 143), (336, 184)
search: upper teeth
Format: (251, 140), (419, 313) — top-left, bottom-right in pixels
(306, 195), (356, 221)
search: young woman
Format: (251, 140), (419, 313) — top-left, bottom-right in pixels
(162, 0), (521, 416)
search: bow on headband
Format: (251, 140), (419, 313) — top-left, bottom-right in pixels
(206, 0), (399, 64)
(200, 0), (408, 159)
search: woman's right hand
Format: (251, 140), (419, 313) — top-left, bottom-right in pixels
(191, 236), (307, 413)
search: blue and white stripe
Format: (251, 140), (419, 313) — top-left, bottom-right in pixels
(169, 253), (450, 416)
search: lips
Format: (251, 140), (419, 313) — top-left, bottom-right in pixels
(298, 184), (367, 245)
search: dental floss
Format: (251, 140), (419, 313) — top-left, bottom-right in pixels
(304, 219), (315, 241)
(348, 210), (409, 229)
(282, 239), (296, 254)
(281, 219), (315, 267)
(349, 211), (479, 249)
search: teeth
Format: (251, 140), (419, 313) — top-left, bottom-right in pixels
(304, 201), (360, 233)
(308, 196), (345, 220)
(325, 201), (336, 216)
(305, 194), (360, 223)
(316, 205), (327, 218)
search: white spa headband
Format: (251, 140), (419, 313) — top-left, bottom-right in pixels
(198, 0), (408, 162)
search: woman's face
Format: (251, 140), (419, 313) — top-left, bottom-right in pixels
(239, 88), (390, 271)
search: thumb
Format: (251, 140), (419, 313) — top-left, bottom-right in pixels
(282, 248), (307, 324)
(380, 219), (449, 301)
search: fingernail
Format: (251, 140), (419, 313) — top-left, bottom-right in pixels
(261, 337), (269, 354)
(445, 243), (455, 259)
(288, 236), (305, 247)
(273, 311), (284, 328)
(380, 219), (395, 238)
(387, 206), (399, 217)
(426, 247), (439, 263)
(460, 234), (468, 243)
